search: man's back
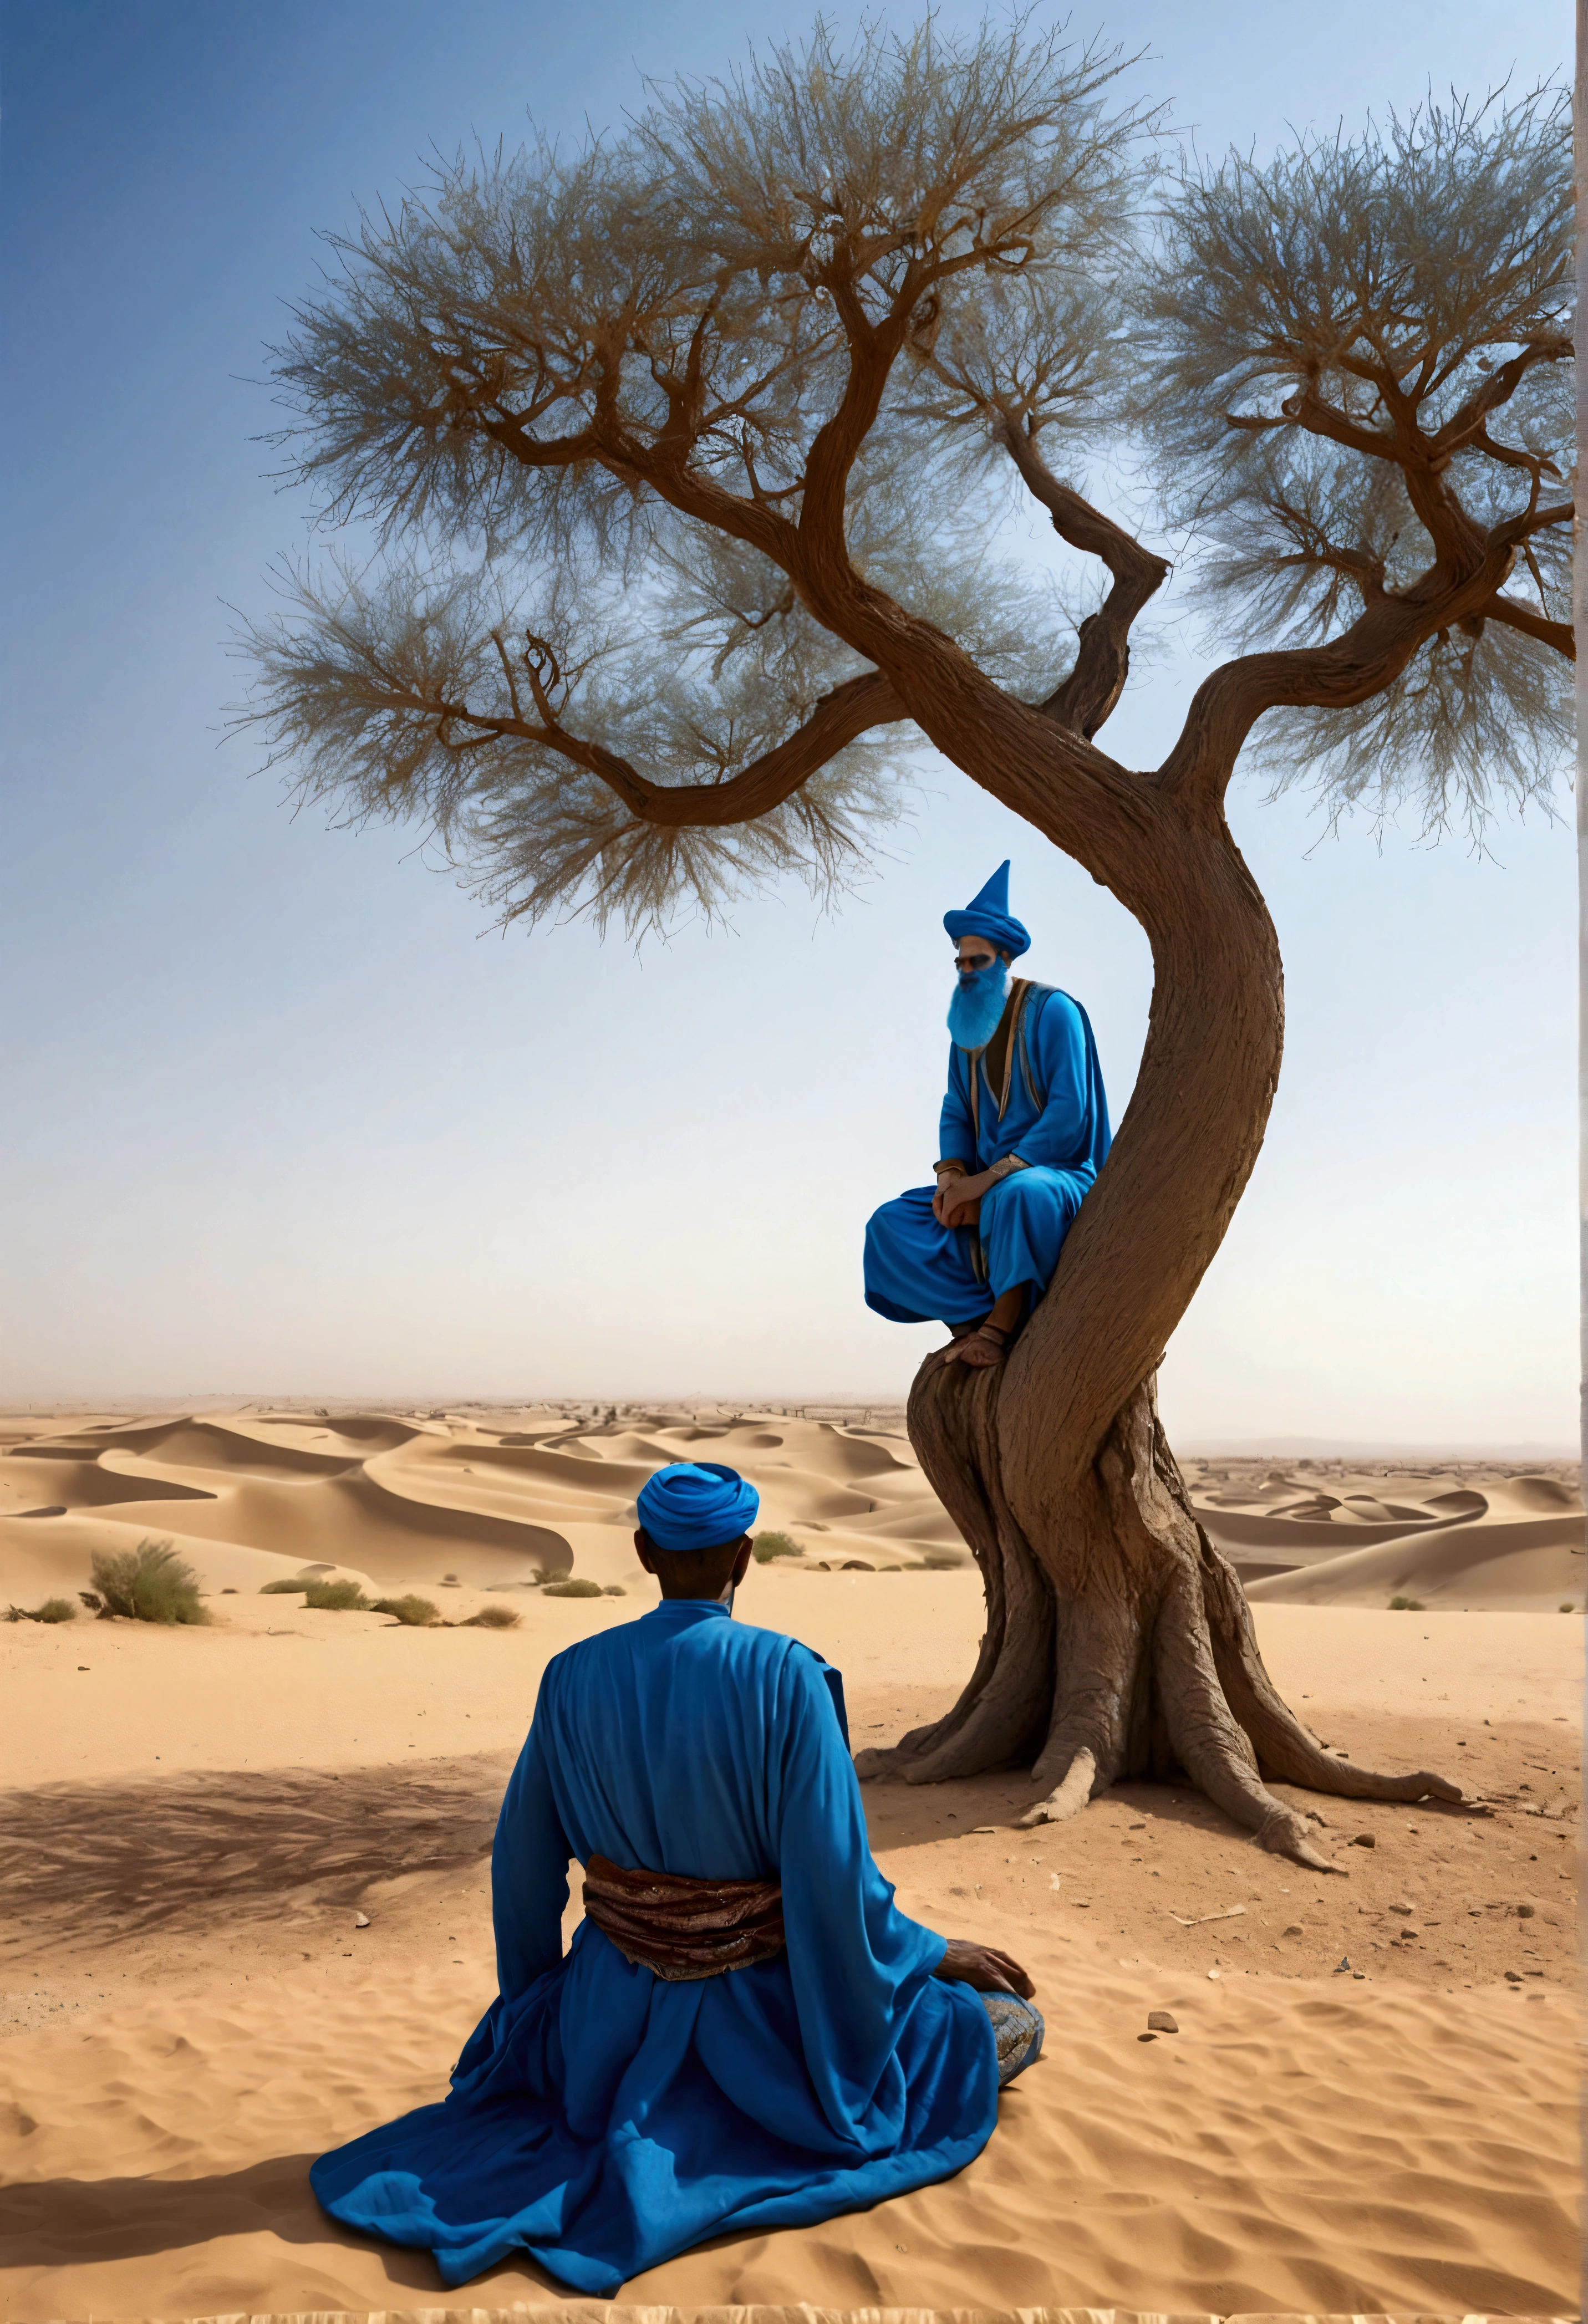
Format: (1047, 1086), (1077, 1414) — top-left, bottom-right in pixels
(531, 1601), (826, 1885)
(311, 1596), (1002, 2296)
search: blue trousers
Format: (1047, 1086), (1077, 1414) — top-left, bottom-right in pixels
(863, 1167), (1087, 1327)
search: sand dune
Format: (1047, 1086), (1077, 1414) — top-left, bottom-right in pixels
(1185, 1454), (1582, 1608)
(2, 1412), (1572, 1613)
(0, 1409), (973, 1609)
(0, 1407), (1579, 2318)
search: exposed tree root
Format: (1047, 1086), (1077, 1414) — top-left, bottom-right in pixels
(855, 1346), (1465, 1872)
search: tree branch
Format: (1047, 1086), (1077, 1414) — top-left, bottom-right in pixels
(996, 416), (1169, 740)
(1427, 335), (1573, 463)
(1157, 521), (1537, 807)
(394, 665), (906, 828)
(1485, 593), (1574, 656)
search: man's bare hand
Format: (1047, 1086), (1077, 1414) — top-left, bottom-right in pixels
(933, 1938), (1035, 1998)
(933, 1171), (988, 1228)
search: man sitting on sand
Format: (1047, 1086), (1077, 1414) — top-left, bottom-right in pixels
(311, 1459), (1042, 2294)
(864, 860), (1111, 1368)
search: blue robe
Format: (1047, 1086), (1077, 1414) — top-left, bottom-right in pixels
(309, 1600), (998, 2292)
(864, 982), (1111, 1327)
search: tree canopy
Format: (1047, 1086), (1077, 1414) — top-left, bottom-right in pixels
(240, 16), (1572, 937)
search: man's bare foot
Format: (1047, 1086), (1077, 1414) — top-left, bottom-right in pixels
(945, 1322), (1009, 1368)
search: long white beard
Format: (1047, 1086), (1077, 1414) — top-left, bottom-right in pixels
(947, 960), (1010, 1049)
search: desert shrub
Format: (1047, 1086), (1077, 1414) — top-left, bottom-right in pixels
(90, 1539), (208, 1624)
(602, 1584), (626, 1597)
(530, 1564), (567, 1584)
(1388, 1596), (1425, 1611)
(462, 1603), (521, 1628)
(6, 1598), (77, 1623)
(260, 1577), (308, 1594)
(753, 1531), (802, 1563)
(303, 1576), (369, 1611)
(543, 1578), (603, 1599)
(920, 1553), (965, 1570)
(1561, 1603), (1576, 1614)
(373, 1593), (441, 1625)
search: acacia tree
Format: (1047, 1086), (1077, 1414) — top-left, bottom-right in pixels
(242, 22), (1572, 1869)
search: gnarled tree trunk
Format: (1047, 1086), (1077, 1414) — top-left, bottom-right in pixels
(855, 779), (1462, 1867)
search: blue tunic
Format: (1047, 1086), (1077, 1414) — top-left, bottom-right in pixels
(864, 983), (1111, 1326)
(309, 1600), (998, 2292)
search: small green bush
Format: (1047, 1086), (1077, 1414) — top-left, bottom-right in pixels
(530, 1564), (566, 1584)
(1560, 1603), (1576, 1614)
(90, 1539), (208, 1624)
(373, 1593), (441, 1625)
(1387, 1596), (1425, 1611)
(603, 1584), (626, 1597)
(462, 1603), (521, 1629)
(753, 1531), (802, 1562)
(543, 1578), (603, 1599)
(260, 1577), (307, 1594)
(6, 1597), (77, 1623)
(303, 1577), (369, 1611)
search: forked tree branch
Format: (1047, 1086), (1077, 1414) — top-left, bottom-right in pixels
(386, 662), (905, 827)
(995, 415), (1170, 740)
(1157, 523), (1552, 806)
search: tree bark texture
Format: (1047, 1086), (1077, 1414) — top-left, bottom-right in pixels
(853, 769), (1463, 1863)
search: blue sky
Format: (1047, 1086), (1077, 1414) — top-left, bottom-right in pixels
(0, 0), (1574, 1444)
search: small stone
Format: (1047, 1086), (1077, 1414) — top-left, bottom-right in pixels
(1304, 1810), (1328, 1826)
(1335, 1955), (1351, 1973)
(1282, 1923), (1304, 1936)
(1348, 1833), (1376, 1848)
(1137, 2031), (1157, 2042)
(1207, 1968), (1220, 1980)
(1388, 1901), (1413, 1915)
(1504, 1970), (1524, 1983)
(1147, 2010), (1178, 2033)
(1073, 1898), (1092, 1909)
(971, 1825), (997, 1834)
(1516, 1903), (1535, 1918)
(1128, 1821), (1146, 1830)
(354, 1912), (371, 1928)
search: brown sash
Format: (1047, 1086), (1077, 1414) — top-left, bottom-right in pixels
(582, 1852), (786, 1982)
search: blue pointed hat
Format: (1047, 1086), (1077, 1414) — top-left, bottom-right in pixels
(943, 859), (1030, 959)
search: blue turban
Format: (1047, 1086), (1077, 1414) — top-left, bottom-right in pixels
(637, 1461), (760, 1552)
(943, 859), (1030, 959)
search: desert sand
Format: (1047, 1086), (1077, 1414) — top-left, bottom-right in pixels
(1, 1405), (1580, 2320)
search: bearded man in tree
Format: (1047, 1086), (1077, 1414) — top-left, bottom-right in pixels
(311, 1460), (1042, 2293)
(866, 862), (1111, 1368)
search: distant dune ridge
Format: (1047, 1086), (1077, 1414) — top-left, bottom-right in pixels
(1, 1405), (1579, 1611)
(0, 1406), (976, 1605)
